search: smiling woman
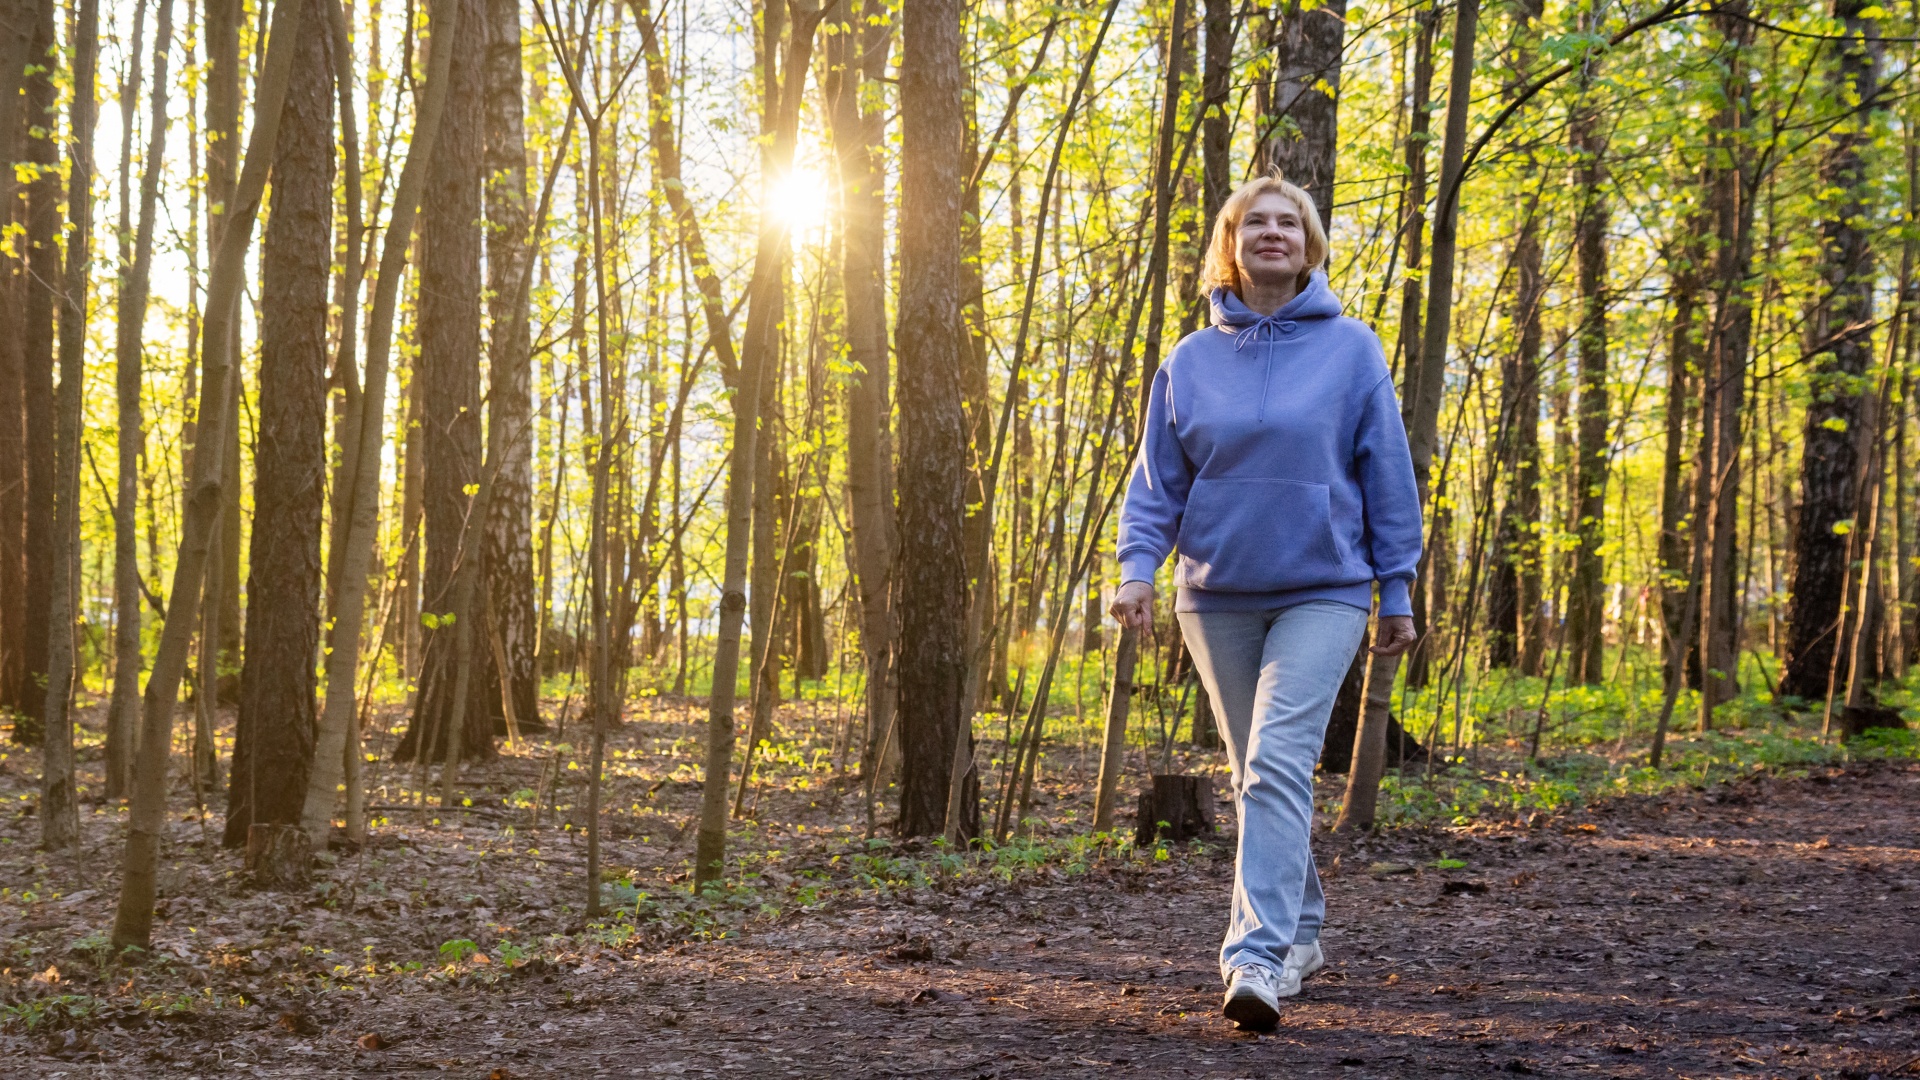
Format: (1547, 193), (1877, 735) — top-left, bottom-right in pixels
(1112, 172), (1422, 1033)
(765, 165), (831, 231)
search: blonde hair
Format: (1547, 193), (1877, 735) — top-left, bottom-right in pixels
(1199, 172), (1328, 298)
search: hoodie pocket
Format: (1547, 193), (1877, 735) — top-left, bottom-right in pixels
(1176, 477), (1341, 592)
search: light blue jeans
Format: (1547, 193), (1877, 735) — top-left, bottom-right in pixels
(1178, 600), (1370, 982)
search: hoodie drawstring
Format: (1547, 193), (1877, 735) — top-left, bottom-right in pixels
(1232, 313), (1288, 423)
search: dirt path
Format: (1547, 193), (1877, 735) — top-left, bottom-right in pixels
(15, 760), (1917, 1079)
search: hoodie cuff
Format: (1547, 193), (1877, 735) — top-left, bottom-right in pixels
(1377, 578), (1413, 618)
(1119, 552), (1164, 587)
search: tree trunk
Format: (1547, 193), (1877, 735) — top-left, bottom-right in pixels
(648, 0), (826, 882)
(1487, 0), (1543, 674)
(40, 0), (96, 851)
(1697, 5), (1757, 725)
(194, 0), (239, 705)
(398, 358), (427, 675)
(1093, 0), (1188, 827)
(13, 0), (58, 744)
(114, 0), (306, 953)
(1092, 624), (1137, 832)
(1781, 0), (1882, 703)
(1201, 0), (1232, 230)
(0, 0), (38, 727)
(1566, 71), (1610, 685)
(1489, 200), (1544, 672)
(748, 353), (783, 742)
(1259, 0), (1347, 232)
(482, 0), (540, 730)
(895, 0), (971, 839)
(1333, 2), (1423, 765)
(245, 823), (312, 889)
(106, 0), (157, 799)
(824, 0), (896, 786)
(397, 0), (494, 765)
(301, 0), (460, 849)
(1318, 642), (1427, 772)
(1659, 212), (1706, 693)
(225, 0), (333, 846)
(1340, 0), (1474, 832)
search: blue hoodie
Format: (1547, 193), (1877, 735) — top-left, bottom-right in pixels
(1116, 271), (1423, 617)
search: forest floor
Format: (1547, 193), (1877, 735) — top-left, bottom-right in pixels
(1, 696), (1917, 1079)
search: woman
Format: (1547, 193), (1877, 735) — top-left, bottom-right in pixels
(1110, 174), (1421, 1032)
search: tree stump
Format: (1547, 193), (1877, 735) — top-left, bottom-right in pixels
(245, 824), (312, 890)
(1134, 774), (1216, 846)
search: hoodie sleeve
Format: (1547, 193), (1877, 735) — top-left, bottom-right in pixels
(1355, 373), (1423, 618)
(1116, 364), (1192, 586)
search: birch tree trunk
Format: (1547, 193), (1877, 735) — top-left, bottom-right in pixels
(483, 0), (541, 730)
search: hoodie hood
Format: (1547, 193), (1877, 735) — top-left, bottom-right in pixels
(1208, 269), (1343, 330)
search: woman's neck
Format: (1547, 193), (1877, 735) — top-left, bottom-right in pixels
(1238, 274), (1299, 317)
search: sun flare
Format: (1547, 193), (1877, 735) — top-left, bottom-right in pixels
(765, 166), (832, 231)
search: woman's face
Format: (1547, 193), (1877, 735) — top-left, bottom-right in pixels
(1233, 192), (1308, 290)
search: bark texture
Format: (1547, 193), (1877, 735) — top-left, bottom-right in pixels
(1781, 0), (1882, 703)
(1697, 6), (1757, 723)
(482, 0), (540, 728)
(41, 0), (97, 851)
(1659, 213), (1706, 691)
(399, 0), (495, 763)
(107, 0), (164, 799)
(1259, 0), (1347, 233)
(225, 1), (333, 845)
(1484, 11), (1548, 674)
(0, 0), (35, 724)
(14, 0), (59, 742)
(1566, 78), (1610, 685)
(894, 0), (972, 839)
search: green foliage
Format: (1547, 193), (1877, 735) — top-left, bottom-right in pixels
(0, 994), (97, 1033)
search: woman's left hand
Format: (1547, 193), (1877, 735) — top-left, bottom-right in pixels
(1369, 615), (1417, 657)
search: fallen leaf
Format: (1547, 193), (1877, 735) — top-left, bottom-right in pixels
(277, 1011), (319, 1035)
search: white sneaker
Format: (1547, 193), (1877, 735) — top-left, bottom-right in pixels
(1276, 941), (1325, 997)
(1222, 963), (1281, 1031)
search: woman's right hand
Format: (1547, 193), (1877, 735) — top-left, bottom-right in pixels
(1109, 580), (1155, 634)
